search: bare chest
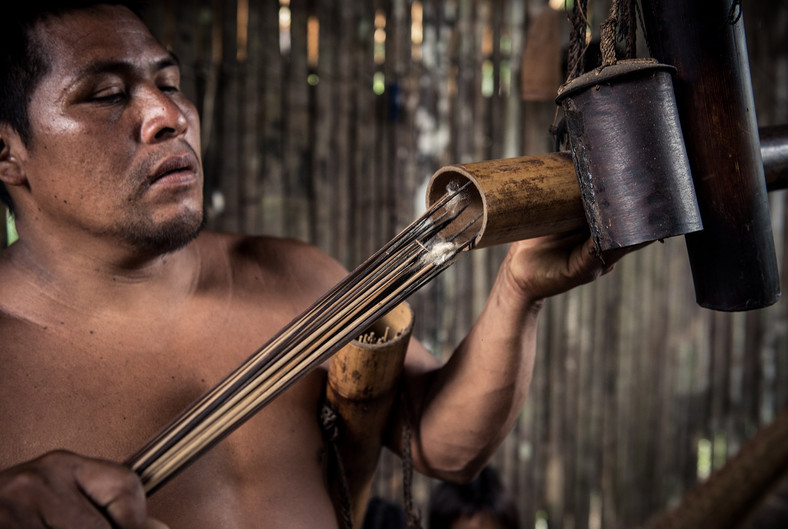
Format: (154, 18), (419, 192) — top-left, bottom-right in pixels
(0, 310), (336, 527)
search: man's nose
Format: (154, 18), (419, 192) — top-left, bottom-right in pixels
(138, 86), (189, 143)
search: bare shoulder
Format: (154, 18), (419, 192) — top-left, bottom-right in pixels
(192, 231), (348, 307)
(201, 230), (344, 275)
(192, 231), (440, 367)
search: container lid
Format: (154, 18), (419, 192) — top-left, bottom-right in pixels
(555, 59), (676, 102)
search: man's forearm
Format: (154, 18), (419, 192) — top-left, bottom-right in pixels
(404, 265), (542, 482)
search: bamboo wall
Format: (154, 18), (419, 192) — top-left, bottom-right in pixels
(4, 1), (788, 528)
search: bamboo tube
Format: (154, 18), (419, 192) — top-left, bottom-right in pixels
(425, 152), (585, 249)
(326, 302), (414, 526)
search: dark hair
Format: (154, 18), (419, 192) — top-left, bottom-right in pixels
(428, 466), (520, 529)
(0, 1), (144, 214)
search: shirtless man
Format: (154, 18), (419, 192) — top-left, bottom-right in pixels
(0, 2), (622, 528)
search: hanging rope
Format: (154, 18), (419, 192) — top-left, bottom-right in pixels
(600, 0), (640, 66)
(600, 0), (620, 66)
(555, 0), (641, 149)
(319, 386), (423, 529)
(555, 0), (591, 148)
(399, 389), (423, 529)
(600, 0), (642, 67)
(565, 0), (590, 81)
(558, 0), (598, 148)
(619, 0), (637, 59)
(319, 399), (354, 529)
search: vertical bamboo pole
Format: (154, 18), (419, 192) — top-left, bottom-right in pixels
(331, 1), (356, 266)
(240, 0), (262, 234)
(282, 0), (313, 242)
(311, 0), (337, 255)
(217, 0), (241, 232)
(640, 0), (780, 311)
(261, 0), (285, 236)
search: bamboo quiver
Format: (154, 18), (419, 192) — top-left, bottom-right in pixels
(325, 302), (414, 526)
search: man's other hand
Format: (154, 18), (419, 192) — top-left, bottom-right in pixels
(503, 229), (635, 304)
(0, 450), (168, 529)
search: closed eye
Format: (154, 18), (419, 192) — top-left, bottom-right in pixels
(87, 82), (127, 104)
(90, 91), (127, 104)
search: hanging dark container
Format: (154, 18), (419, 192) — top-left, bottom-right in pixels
(555, 59), (702, 251)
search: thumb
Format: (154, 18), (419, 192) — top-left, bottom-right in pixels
(73, 457), (148, 528)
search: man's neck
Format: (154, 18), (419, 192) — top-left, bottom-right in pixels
(0, 232), (203, 317)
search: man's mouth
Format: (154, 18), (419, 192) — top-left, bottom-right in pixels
(151, 153), (200, 185)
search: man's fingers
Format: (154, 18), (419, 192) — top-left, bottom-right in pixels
(74, 456), (149, 528)
(0, 451), (151, 529)
(1, 452), (113, 529)
(505, 229), (649, 302)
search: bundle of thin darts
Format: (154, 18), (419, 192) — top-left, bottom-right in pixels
(127, 182), (480, 494)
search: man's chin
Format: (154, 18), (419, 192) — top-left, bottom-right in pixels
(121, 210), (207, 256)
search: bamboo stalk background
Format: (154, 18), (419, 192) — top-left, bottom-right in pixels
(3, 1), (788, 528)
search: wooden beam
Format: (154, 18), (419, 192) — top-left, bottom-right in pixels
(762, 125), (788, 191)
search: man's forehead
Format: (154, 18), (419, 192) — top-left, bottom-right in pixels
(34, 4), (169, 75)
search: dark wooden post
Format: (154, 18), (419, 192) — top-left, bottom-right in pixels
(640, 0), (780, 311)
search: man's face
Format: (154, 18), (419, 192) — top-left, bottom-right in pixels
(16, 4), (204, 255)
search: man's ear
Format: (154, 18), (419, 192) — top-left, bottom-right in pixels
(0, 127), (28, 187)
